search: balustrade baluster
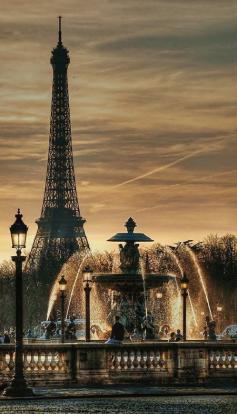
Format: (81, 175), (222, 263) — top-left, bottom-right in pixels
(120, 350), (126, 370)
(114, 351), (121, 370)
(127, 350), (132, 370)
(0, 351), (8, 372)
(142, 351), (148, 369)
(209, 352), (214, 368)
(232, 353), (237, 369)
(50, 351), (57, 371)
(133, 350), (139, 369)
(149, 350), (155, 369)
(37, 351), (43, 372)
(8, 351), (15, 373)
(220, 352), (226, 369)
(140, 350), (146, 369)
(123, 350), (128, 370)
(29, 351), (36, 372)
(146, 351), (151, 369)
(159, 351), (166, 369)
(153, 350), (159, 369)
(23, 351), (28, 371)
(44, 352), (50, 371)
(136, 350), (141, 369)
(58, 352), (64, 372)
(109, 351), (115, 370)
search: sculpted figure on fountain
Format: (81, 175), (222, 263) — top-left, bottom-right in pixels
(119, 242), (140, 273)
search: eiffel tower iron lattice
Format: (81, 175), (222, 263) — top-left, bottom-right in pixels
(26, 17), (89, 283)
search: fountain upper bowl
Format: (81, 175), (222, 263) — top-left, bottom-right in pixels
(92, 273), (176, 292)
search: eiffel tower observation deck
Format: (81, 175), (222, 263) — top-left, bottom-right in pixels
(26, 18), (89, 289)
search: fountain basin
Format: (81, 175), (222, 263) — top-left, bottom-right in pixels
(93, 273), (175, 292)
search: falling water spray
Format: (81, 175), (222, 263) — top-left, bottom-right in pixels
(140, 258), (148, 318)
(66, 252), (92, 318)
(166, 246), (198, 328)
(185, 246), (213, 320)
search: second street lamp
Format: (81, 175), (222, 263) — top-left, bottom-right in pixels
(3, 209), (33, 397)
(216, 305), (223, 332)
(83, 266), (93, 342)
(59, 275), (67, 343)
(180, 273), (189, 341)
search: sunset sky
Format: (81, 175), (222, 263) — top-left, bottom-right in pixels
(0, 1), (237, 261)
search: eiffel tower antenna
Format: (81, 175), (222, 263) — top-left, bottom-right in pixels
(58, 16), (62, 44)
(26, 19), (90, 305)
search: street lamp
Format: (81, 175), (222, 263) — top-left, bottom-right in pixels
(3, 209), (33, 397)
(83, 266), (93, 342)
(59, 275), (67, 343)
(180, 273), (189, 341)
(216, 305), (223, 332)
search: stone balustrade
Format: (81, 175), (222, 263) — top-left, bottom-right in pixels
(209, 349), (237, 369)
(0, 342), (236, 386)
(109, 348), (168, 371)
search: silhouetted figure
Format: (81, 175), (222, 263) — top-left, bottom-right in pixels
(175, 329), (183, 342)
(45, 319), (56, 339)
(141, 313), (155, 340)
(26, 329), (33, 339)
(205, 315), (217, 341)
(208, 320), (217, 341)
(65, 317), (76, 340)
(169, 332), (176, 342)
(105, 316), (125, 344)
(203, 326), (208, 340)
(3, 333), (10, 344)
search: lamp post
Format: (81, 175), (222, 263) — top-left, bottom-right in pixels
(180, 273), (189, 341)
(3, 209), (33, 397)
(59, 275), (67, 343)
(83, 266), (93, 342)
(216, 305), (223, 332)
(154, 291), (163, 324)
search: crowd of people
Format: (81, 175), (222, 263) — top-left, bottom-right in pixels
(106, 316), (185, 344)
(105, 314), (218, 345)
(0, 313), (219, 344)
(44, 317), (77, 340)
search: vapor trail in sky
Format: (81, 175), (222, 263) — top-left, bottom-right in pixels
(111, 149), (204, 189)
(109, 133), (236, 191)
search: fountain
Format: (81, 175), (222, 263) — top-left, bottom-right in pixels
(45, 219), (209, 340)
(92, 218), (175, 335)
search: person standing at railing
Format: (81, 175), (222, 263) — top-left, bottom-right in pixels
(3, 332), (10, 343)
(168, 332), (176, 342)
(175, 329), (183, 342)
(105, 316), (125, 345)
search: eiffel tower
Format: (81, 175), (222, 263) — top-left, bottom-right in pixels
(26, 18), (89, 290)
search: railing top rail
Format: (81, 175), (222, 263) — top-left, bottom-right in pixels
(0, 340), (237, 351)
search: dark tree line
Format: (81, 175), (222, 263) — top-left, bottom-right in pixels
(0, 234), (236, 331)
(200, 234), (237, 321)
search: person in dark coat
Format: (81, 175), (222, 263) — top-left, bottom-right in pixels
(3, 333), (10, 343)
(105, 316), (125, 344)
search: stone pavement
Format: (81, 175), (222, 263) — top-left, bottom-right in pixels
(0, 395), (237, 414)
(1, 384), (237, 400)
